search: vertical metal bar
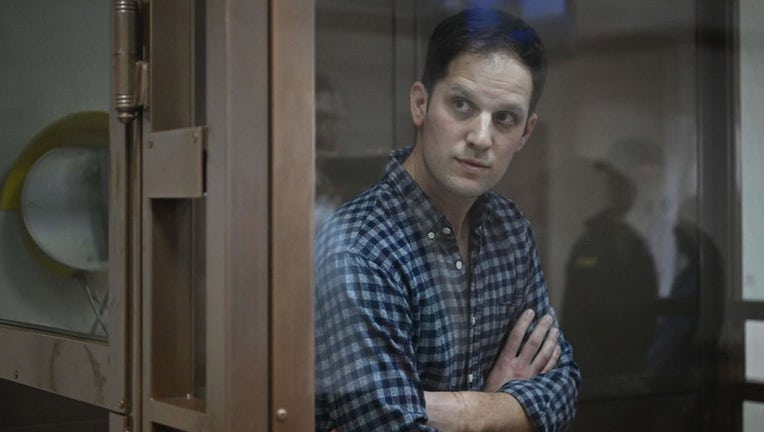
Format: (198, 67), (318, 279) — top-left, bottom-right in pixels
(696, 0), (737, 429)
(272, 0), (315, 430)
(114, 0), (139, 123)
(205, 0), (271, 430)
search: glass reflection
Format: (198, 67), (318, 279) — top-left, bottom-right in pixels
(315, 0), (729, 430)
(562, 139), (661, 378)
(315, 1), (393, 229)
(0, 0), (110, 340)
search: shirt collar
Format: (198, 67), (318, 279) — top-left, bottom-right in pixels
(383, 146), (491, 237)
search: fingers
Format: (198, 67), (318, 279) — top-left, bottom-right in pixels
(484, 310), (562, 390)
(500, 309), (535, 360)
(517, 313), (554, 365)
(543, 345), (562, 373)
(534, 327), (561, 373)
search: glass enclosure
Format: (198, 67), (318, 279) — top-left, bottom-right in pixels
(0, 0), (110, 340)
(314, 0), (735, 430)
(740, 0), (764, 303)
(740, 1), (764, 430)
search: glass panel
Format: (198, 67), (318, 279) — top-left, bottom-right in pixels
(746, 320), (764, 382)
(0, 0), (110, 340)
(740, 0), (764, 302)
(414, 0), (711, 384)
(575, 394), (702, 432)
(314, 1), (399, 230)
(314, 0), (727, 430)
(543, 2), (703, 381)
(744, 401), (764, 432)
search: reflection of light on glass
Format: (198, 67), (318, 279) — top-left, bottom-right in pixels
(520, 0), (567, 20)
(741, 0), (764, 302)
(746, 320), (764, 382)
(744, 401), (764, 432)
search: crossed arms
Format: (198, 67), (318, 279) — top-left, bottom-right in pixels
(424, 309), (561, 432)
(315, 251), (580, 432)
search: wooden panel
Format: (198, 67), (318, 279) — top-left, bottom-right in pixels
(272, 0), (315, 431)
(204, 0), (271, 430)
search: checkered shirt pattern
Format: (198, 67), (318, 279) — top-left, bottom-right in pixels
(315, 147), (580, 431)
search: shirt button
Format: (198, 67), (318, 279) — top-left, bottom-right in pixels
(427, 232), (435, 240)
(442, 227), (452, 235)
(468, 373), (474, 384)
(455, 260), (463, 270)
(471, 315), (477, 326)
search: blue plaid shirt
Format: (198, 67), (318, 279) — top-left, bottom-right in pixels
(315, 147), (580, 431)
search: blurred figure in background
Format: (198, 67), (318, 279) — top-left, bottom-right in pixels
(563, 139), (659, 378)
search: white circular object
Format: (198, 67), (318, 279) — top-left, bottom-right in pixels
(21, 147), (109, 272)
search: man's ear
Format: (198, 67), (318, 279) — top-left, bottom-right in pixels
(518, 113), (538, 153)
(410, 81), (428, 128)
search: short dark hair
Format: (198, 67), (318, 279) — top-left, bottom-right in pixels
(421, 8), (547, 114)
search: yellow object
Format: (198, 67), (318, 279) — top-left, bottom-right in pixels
(1, 111), (109, 211)
(574, 256), (599, 268)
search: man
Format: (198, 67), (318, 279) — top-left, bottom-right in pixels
(315, 8), (580, 431)
(563, 140), (658, 379)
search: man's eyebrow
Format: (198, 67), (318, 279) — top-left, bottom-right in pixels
(446, 84), (528, 116)
(445, 84), (473, 99)
(498, 104), (526, 118)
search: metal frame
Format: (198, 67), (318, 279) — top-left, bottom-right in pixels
(728, 0), (764, 428)
(695, 0), (738, 429)
(140, 0), (205, 430)
(271, 1), (315, 430)
(139, 0), (316, 429)
(0, 0), (315, 430)
(204, 0), (273, 430)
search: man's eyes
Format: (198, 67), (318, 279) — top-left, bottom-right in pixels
(493, 111), (517, 126)
(450, 98), (520, 127)
(452, 97), (473, 113)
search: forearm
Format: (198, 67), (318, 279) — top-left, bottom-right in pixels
(499, 349), (581, 431)
(425, 391), (533, 432)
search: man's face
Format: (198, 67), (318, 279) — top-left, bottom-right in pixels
(407, 51), (537, 205)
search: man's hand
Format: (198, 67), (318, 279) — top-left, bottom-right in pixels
(483, 309), (561, 392)
(423, 310), (562, 431)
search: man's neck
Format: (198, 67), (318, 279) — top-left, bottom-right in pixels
(402, 146), (475, 260)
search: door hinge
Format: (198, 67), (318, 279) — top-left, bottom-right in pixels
(114, 0), (148, 124)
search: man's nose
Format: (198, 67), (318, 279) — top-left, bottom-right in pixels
(467, 113), (492, 150)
